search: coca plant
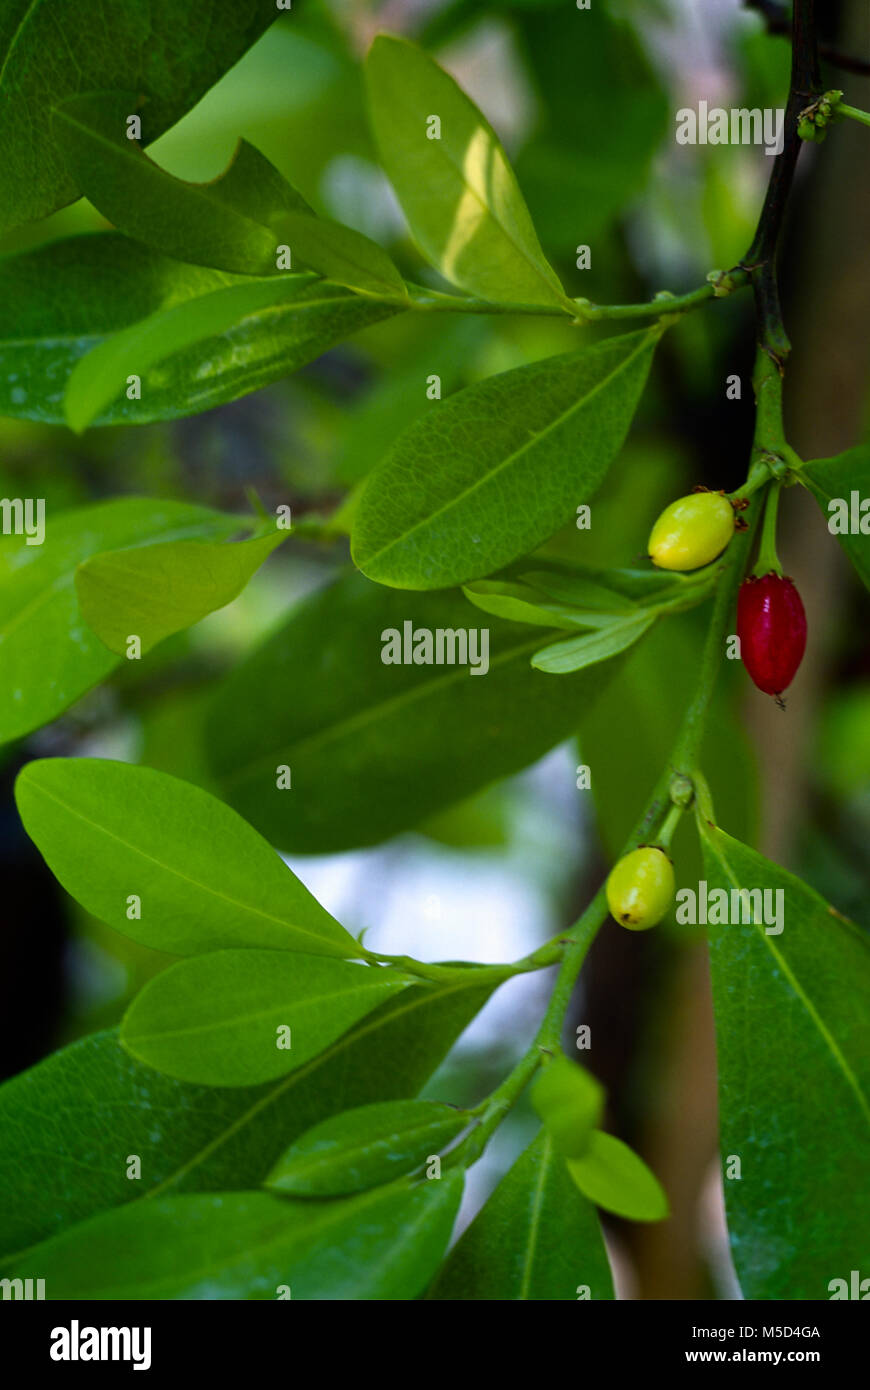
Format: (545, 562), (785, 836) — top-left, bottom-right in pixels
(0, 0), (867, 1303)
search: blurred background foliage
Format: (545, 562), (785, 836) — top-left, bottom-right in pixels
(1, 0), (868, 1298)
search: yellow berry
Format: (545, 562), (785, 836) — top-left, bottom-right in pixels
(606, 846), (675, 931)
(648, 492), (735, 571)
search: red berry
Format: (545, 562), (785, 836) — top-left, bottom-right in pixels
(737, 574), (807, 698)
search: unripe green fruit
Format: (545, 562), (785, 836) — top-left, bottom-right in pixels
(606, 846), (675, 931)
(531, 1055), (603, 1158)
(648, 491), (735, 571)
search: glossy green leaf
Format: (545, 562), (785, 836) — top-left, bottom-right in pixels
(0, 982), (491, 1260)
(0, 498), (236, 745)
(0, 0), (276, 234)
(428, 1131), (614, 1300)
(0, 234), (238, 425)
(700, 822), (870, 1298)
(53, 93), (310, 274)
(351, 331), (657, 590)
(8, 1175), (463, 1300)
(266, 1100), (468, 1196)
(206, 570), (623, 851)
(76, 529), (287, 656)
(566, 1131), (669, 1222)
(64, 272), (402, 432)
(365, 35), (569, 309)
(532, 611), (657, 674)
(802, 446), (870, 592)
(121, 951), (411, 1086)
(15, 758), (354, 958)
(51, 95), (405, 300)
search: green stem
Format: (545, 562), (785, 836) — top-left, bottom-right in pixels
(656, 803), (684, 851)
(403, 272), (749, 323)
(447, 897), (605, 1168)
(669, 501), (762, 775)
(444, 504), (766, 1169)
(753, 481), (784, 576)
(837, 102), (870, 128)
(363, 936), (565, 984)
(729, 456), (775, 502)
(690, 767), (717, 827)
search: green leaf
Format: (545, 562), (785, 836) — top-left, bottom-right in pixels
(427, 1131), (614, 1300)
(365, 35), (569, 309)
(8, 1176), (463, 1300)
(566, 1131), (669, 1222)
(520, 565), (679, 606)
(273, 210), (409, 301)
(700, 822), (870, 1298)
(532, 611), (657, 674)
(15, 758), (354, 959)
(76, 529), (287, 656)
(206, 570), (623, 851)
(266, 1100), (468, 1196)
(0, 234), (238, 425)
(53, 93), (310, 275)
(351, 331), (657, 590)
(802, 446), (870, 592)
(462, 580), (608, 631)
(64, 273), (402, 432)
(0, 983), (490, 1260)
(0, 498), (237, 745)
(0, 0), (276, 234)
(52, 96), (406, 300)
(121, 951), (412, 1086)
(531, 1056), (603, 1158)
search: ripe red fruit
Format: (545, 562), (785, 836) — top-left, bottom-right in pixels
(737, 573), (807, 698)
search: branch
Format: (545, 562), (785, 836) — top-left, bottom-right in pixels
(744, 0), (820, 360)
(745, 0), (870, 77)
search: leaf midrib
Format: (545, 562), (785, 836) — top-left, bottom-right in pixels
(358, 332), (653, 574)
(706, 831), (870, 1131)
(382, 64), (564, 308)
(58, 1178), (454, 1300)
(145, 982), (481, 1202)
(518, 1137), (551, 1299)
(219, 625), (561, 787)
(274, 1111), (460, 1188)
(0, 0), (41, 93)
(23, 778), (349, 952)
(126, 976), (405, 1047)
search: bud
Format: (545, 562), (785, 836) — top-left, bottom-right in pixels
(531, 1055), (603, 1157)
